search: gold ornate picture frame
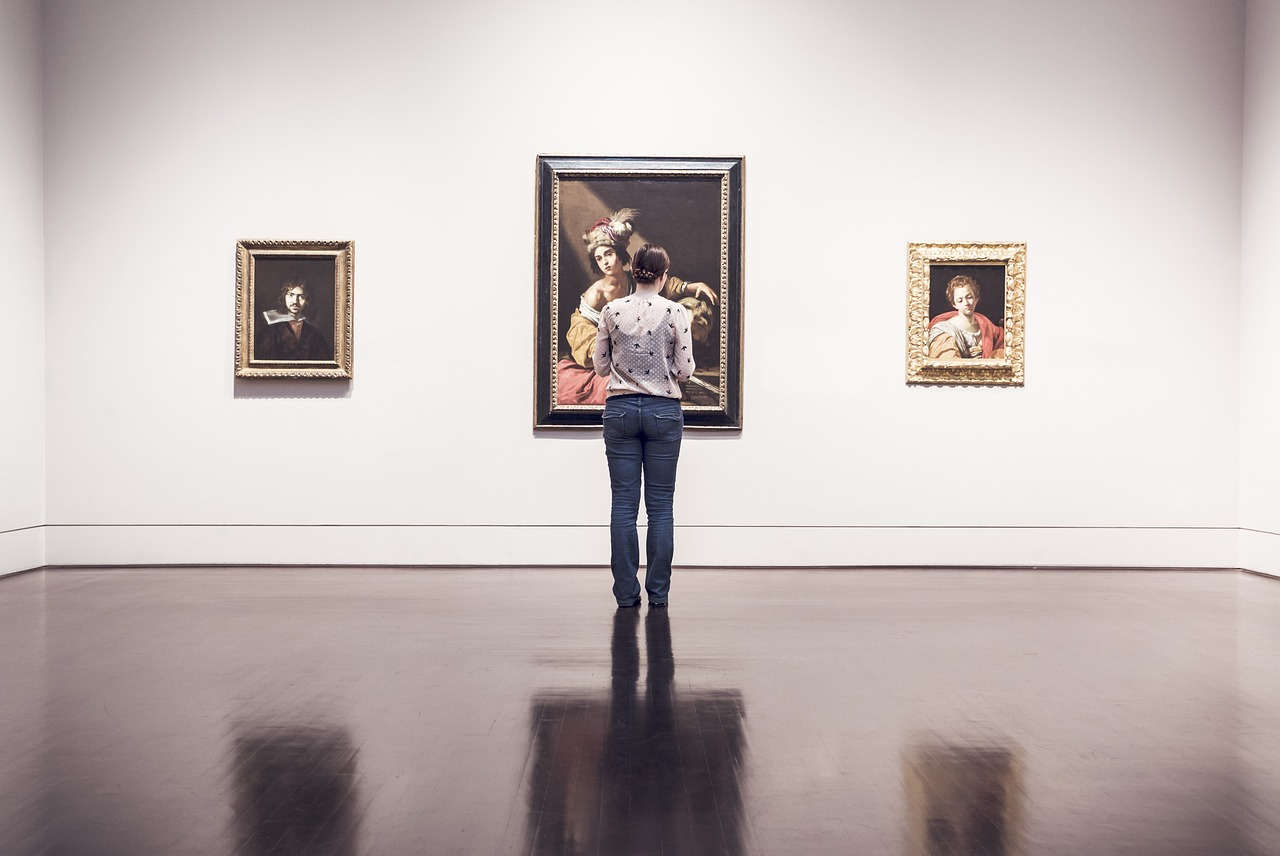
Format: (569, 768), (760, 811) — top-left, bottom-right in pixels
(534, 155), (744, 429)
(235, 239), (354, 379)
(906, 242), (1026, 385)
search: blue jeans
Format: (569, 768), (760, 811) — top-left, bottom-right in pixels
(603, 395), (683, 606)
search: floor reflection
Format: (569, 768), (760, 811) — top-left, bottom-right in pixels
(904, 740), (1025, 856)
(230, 720), (360, 856)
(526, 608), (747, 856)
(12, 568), (1279, 854)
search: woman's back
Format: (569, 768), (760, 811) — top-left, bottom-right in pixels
(596, 293), (695, 398)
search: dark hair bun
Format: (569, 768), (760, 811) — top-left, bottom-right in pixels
(632, 244), (670, 284)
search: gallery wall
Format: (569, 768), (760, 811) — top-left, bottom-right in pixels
(37, 0), (1248, 569)
(0, 0), (45, 577)
(1241, 0), (1280, 579)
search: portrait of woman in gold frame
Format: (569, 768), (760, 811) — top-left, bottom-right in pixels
(906, 242), (1026, 386)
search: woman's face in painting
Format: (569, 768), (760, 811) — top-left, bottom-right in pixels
(950, 284), (977, 318)
(594, 246), (623, 278)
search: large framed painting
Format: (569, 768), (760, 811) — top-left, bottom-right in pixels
(235, 239), (354, 379)
(534, 155), (744, 429)
(906, 242), (1026, 385)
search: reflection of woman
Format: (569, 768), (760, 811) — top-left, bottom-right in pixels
(594, 244), (694, 608)
(557, 210), (715, 405)
(927, 275), (1005, 359)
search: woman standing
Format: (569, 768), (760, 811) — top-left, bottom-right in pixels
(593, 244), (696, 608)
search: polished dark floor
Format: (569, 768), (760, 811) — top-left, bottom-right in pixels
(0, 567), (1277, 855)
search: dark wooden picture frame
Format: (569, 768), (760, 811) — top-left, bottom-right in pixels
(534, 156), (744, 429)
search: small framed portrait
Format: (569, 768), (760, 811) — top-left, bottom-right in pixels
(906, 242), (1026, 386)
(534, 155), (744, 429)
(235, 239), (354, 379)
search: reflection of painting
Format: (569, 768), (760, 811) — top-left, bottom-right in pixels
(907, 243), (1026, 386)
(525, 609), (747, 855)
(235, 240), (354, 379)
(231, 722), (361, 856)
(535, 156), (744, 428)
(903, 741), (1025, 856)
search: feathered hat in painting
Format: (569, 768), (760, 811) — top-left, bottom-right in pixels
(583, 208), (639, 257)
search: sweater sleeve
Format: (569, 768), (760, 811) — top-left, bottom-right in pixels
(670, 304), (695, 382)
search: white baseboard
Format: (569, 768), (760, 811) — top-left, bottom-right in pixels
(41, 523), (1241, 570)
(1240, 528), (1280, 579)
(0, 527), (45, 576)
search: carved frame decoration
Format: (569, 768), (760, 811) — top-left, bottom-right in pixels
(906, 242), (1026, 386)
(235, 239), (354, 379)
(534, 155), (744, 429)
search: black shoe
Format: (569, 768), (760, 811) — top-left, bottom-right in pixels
(648, 601), (667, 608)
(618, 599), (641, 609)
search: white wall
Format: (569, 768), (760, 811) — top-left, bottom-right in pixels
(0, 0), (45, 576)
(1241, 0), (1280, 579)
(39, 0), (1246, 568)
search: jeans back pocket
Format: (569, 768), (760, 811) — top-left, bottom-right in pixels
(652, 412), (683, 442)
